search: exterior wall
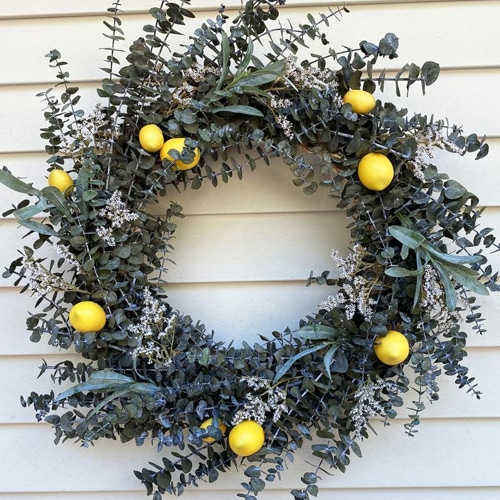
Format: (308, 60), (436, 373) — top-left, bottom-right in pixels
(1, 1), (499, 498)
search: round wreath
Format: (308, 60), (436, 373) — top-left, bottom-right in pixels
(1, 1), (498, 498)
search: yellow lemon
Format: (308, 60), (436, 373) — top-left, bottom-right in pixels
(200, 418), (227, 443)
(357, 152), (394, 191)
(343, 89), (376, 114)
(374, 330), (410, 366)
(48, 169), (74, 195)
(228, 420), (265, 457)
(160, 137), (201, 170)
(139, 124), (164, 153)
(69, 301), (107, 333)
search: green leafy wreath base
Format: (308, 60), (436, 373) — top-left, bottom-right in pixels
(1, 1), (499, 499)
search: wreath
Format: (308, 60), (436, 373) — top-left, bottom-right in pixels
(1, 1), (498, 499)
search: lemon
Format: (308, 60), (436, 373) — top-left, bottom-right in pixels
(343, 89), (376, 114)
(228, 420), (265, 457)
(139, 124), (164, 153)
(357, 152), (394, 191)
(200, 418), (227, 443)
(160, 137), (201, 170)
(48, 169), (74, 194)
(374, 330), (410, 366)
(69, 301), (107, 333)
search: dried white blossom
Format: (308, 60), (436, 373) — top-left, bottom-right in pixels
(350, 377), (399, 440)
(411, 123), (467, 181)
(269, 95), (293, 109)
(184, 64), (221, 83)
(130, 288), (176, 365)
(51, 242), (81, 273)
(285, 57), (336, 91)
(98, 191), (139, 228)
(171, 64), (221, 105)
(320, 245), (376, 321)
(96, 191), (139, 246)
(22, 255), (80, 297)
(59, 104), (113, 159)
(418, 264), (463, 333)
(232, 376), (287, 425)
(276, 115), (295, 140)
(96, 226), (116, 247)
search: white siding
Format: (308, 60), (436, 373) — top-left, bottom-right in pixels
(1, 1), (499, 499)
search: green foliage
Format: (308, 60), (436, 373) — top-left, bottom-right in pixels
(1, 0), (499, 498)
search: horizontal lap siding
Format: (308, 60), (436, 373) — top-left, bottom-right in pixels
(1, 420), (500, 495)
(1, 1), (499, 499)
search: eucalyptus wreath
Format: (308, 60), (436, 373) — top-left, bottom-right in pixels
(1, 1), (498, 499)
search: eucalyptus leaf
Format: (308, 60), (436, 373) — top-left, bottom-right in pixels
(421, 61), (440, 86)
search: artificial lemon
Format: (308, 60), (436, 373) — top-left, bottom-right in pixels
(160, 137), (201, 170)
(48, 169), (74, 194)
(357, 152), (394, 191)
(200, 418), (227, 443)
(139, 124), (164, 153)
(69, 301), (107, 333)
(374, 330), (410, 366)
(228, 420), (265, 457)
(343, 89), (376, 114)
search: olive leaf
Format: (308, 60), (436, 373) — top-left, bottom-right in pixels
(54, 370), (159, 404)
(41, 186), (74, 219)
(387, 225), (489, 310)
(13, 199), (49, 221)
(211, 105), (264, 117)
(0, 167), (41, 197)
(273, 325), (348, 384)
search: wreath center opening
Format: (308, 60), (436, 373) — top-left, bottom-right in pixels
(164, 157), (349, 345)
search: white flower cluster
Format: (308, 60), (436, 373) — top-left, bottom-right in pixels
(412, 132), (434, 181)
(96, 191), (139, 247)
(59, 104), (113, 159)
(184, 64), (221, 83)
(421, 264), (444, 312)
(172, 64), (221, 106)
(350, 377), (399, 440)
(232, 376), (287, 426)
(419, 264), (463, 332)
(285, 57), (337, 93)
(269, 95), (295, 140)
(129, 288), (168, 337)
(319, 245), (376, 321)
(130, 288), (177, 365)
(412, 124), (467, 181)
(22, 255), (78, 298)
(52, 242), (81, 273)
